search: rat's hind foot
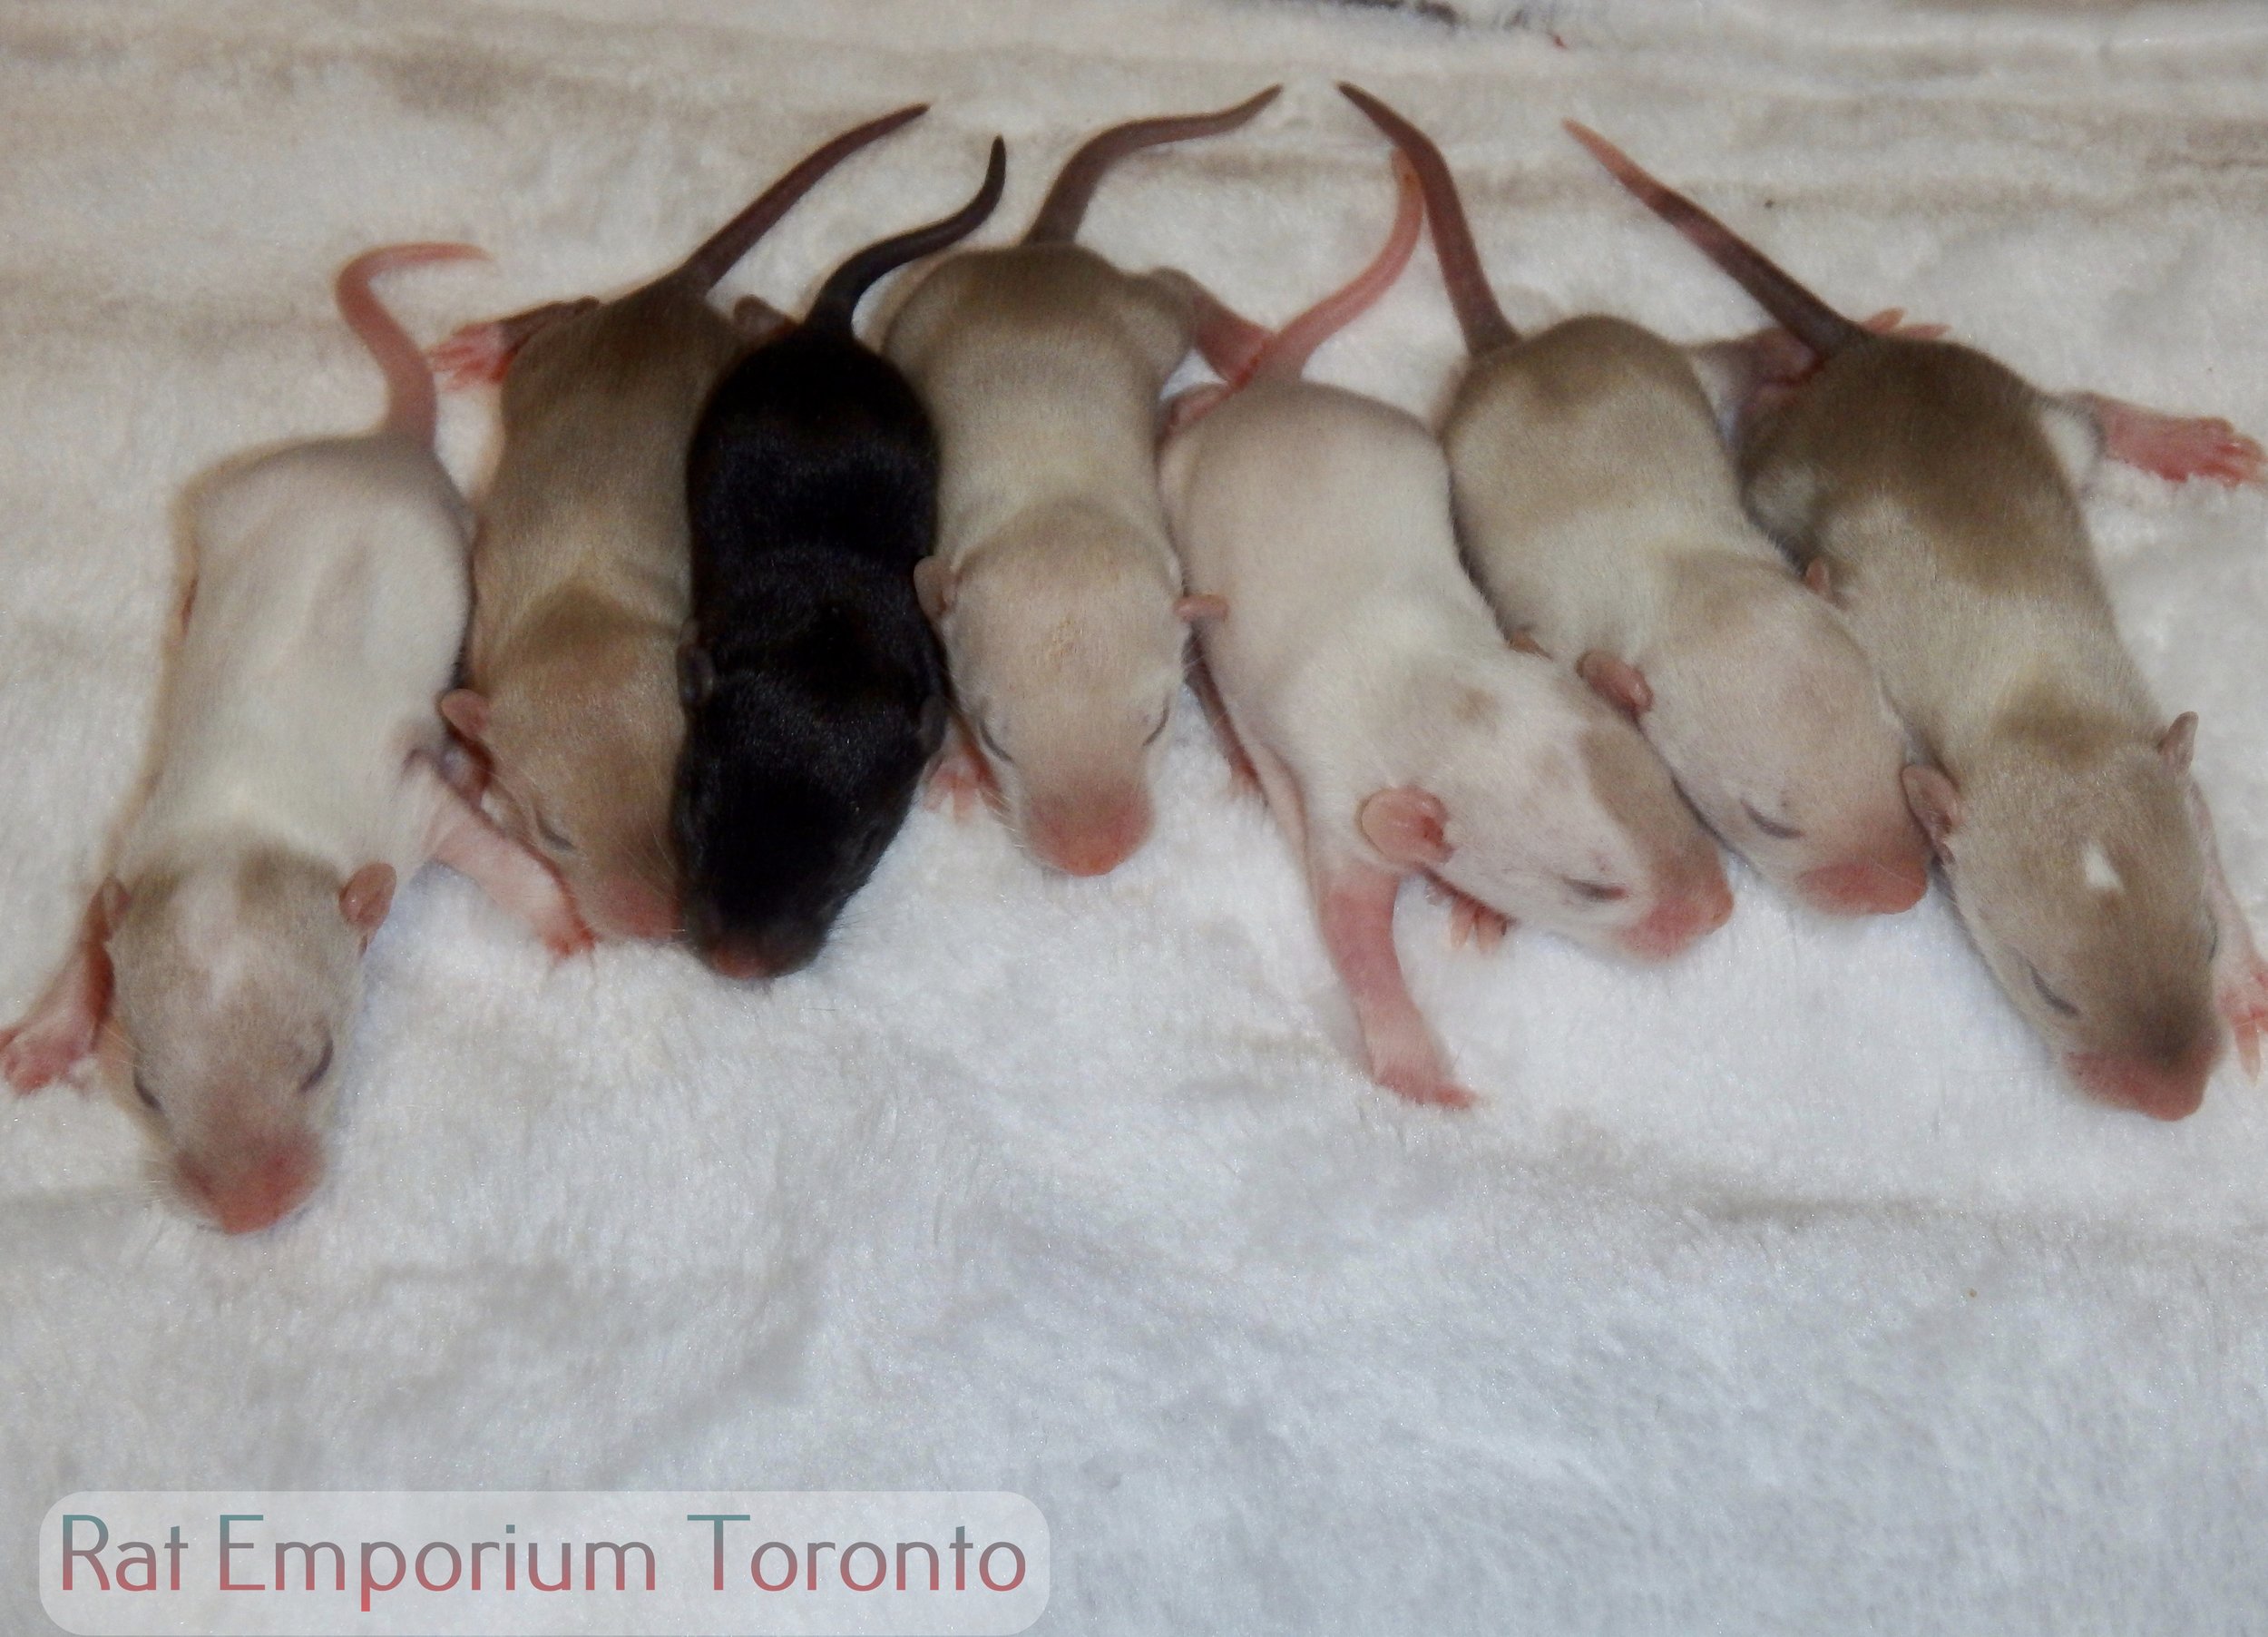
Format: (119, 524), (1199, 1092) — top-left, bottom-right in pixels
(427, 299), (597, 388)
(1860, 308), (1949, 342)
(1314, 854), (1474, 1110)
(1160, 383), (1233, 443)
(1376, 1059), (1479, 1110)
(2082, 394), (2263, 487)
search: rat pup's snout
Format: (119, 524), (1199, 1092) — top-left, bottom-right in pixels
(1621, 864), (1735, 961)
(1025, 782), (1154, 877)
(1798, 848), (1930, 917)
(176, 1133), (323, 1236)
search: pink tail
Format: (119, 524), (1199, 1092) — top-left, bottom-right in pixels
(335, 242), (488, 446)
(1245, 154), (1423, 385)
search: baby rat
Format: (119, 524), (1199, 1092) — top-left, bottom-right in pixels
(1159, 158), (1730, 1107)
(676, 138), (1008, 979)
(429, 104), (928, 940)
(883, 88), (1278, 877)
(0, 246), (586, 1232)
(1341, 86), (1927, 917)
(1569, 121), (2268, 1118)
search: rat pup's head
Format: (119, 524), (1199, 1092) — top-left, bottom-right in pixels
(918, 512), (1211, 877)
(673, 584), (945, 979)
(1365, 657), (1732, 962)
(445, 592), (682, 942)
(103, 848), (386, 1233)
(1907, 711), (2222, 1119)
(1636, 556), (1928, 916)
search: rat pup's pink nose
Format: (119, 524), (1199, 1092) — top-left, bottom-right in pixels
(182, 1139), (321, 1235)
(1799, 853), (1929, 917)
(1622, 868), (1734, 961)
(1028, 788), (1152, 878)
(2066, 1042), (2218, 1122)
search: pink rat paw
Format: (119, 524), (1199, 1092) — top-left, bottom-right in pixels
(1861, 307), (1950, 342)
(1424, 880), (1512, 952)
(540, 898), (596, 962)
(924, 732), (994, 823)
(1160, 384), (1232, 444)
(2088, 395), (2264, 487)
(1375, 1058), (1478, 1111)
(426, 322), (516, 389)
(0, 1019), (91, 1094)
(2219, 950), (2268, 1081)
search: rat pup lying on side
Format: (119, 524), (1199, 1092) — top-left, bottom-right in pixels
(430, 105), (928, 940)
(676, 138), (1008, 979)
(1569, 121), (2268, 1118)
(1160, 156), (1729, 1107)
(0, 246), (585, 1232)
(1342, 86), (1927, 917)
(885, 89), (1276, 877)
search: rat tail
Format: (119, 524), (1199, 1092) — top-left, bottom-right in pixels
(1564, 121), (1862, 359)
(336, 242), (488, 446)
(807, 137), (1008, 334)
(1022, 85), (1280, 245)
(1338, 83), (1516, 357)
(1242, 152), (1423, 386)
(669, 103), (929, 293)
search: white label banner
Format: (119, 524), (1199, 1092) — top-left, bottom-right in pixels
(40, 1492), (1048, 1635)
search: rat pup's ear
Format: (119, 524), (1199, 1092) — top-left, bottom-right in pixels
(1901, 764), (1961, 861)
(1360, 786), (1452, 869)
(439, 689), (489, 746)
(914, 558), (955, 623)
(1803, 558), (1835, 600)
(2159, 711), (2198, 773)
(339, 863), (396, 946)
(1176, 593), (1228, 623)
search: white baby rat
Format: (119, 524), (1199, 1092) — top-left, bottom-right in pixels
(1, 245), (587, 1230)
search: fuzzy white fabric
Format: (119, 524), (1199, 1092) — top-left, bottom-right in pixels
(5, 1), (2268, 1631)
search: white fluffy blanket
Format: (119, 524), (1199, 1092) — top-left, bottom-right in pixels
(6, 0), (2268, 1630)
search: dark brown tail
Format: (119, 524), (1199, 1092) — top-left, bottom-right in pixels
(336, 243), (486, 445)
(1023, 86), (1279, 246)
(669, 103), (929, 291)
(1338, 83), (1515, 357)
(1564, 120), (1862, 359)
(808, 138), (1008, 333)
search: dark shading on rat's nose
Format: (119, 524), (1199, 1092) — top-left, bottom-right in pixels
(688, 902), (824, 981)
(2066, 1030), (2221, 1122)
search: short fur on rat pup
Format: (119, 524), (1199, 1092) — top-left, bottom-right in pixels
(431, 105), (933, 943)
(1568, 119), (2268, 1119)
(674, 137), (1008, 980)
(0, 246), (586, 1232)
(885, 88), (1278, 878)
(1341, 85), (1928, 921)
(1160, 152), (1730, 1108)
